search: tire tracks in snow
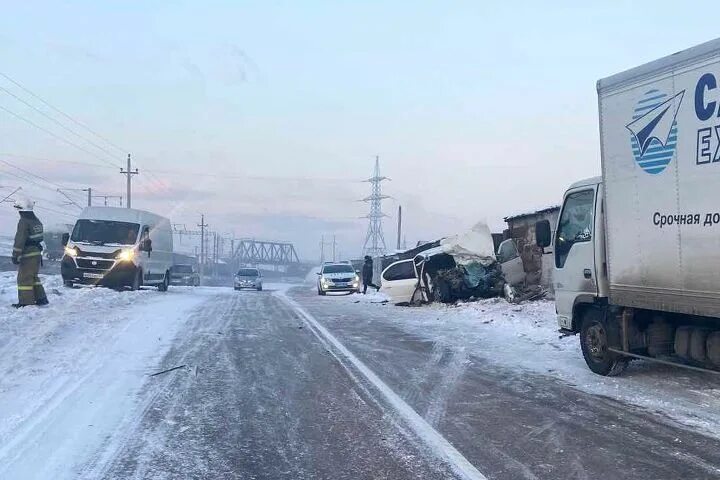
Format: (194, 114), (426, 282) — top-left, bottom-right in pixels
(277, 291), (487, 480)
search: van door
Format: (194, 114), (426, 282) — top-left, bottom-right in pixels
(497, 239), (525, 286)
(380, 259), (418, 304)
(554, 188), (598, 329)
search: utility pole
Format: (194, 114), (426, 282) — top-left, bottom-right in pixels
(397, 205), (402, 251)
(120, 153), (138, 208)
(320, 235), (325, 264)
(213, 232), (218, 277)
(82, 187), (92, 207)
(332, 235), (337, 262)
(198, 214), (208, 281)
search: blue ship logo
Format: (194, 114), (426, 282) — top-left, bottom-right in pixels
(626, 89), (684, 174)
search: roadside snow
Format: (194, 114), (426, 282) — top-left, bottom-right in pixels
(316, 292), (720, 439)
(0, 272), (213, 479)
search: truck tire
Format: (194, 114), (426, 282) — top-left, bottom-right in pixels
(579, 308), (628, 376)
(674, 326), (692, 360)
(706, 332), (720, 367)
(689, 328), (711, 363)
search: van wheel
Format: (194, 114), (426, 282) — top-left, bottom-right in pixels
(130, 269), (143, 291)
(158, 272), (170, 292)
(580, 308), (629, 376)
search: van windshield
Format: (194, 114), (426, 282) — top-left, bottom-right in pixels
(71, 220), (140, 246)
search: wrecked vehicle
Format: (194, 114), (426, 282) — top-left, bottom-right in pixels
(379, 222), (527, 305)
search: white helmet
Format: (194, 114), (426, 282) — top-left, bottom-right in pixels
(13, 196), (35, 212)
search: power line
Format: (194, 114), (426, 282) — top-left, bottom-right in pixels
(34, 204), (78, 219)
(0, 70), (129, 154)
(0, 84), (124, 166)
(0, 157), (72, 192)
(0, 104), (122, 168)
(0, 71), (169, 196)
(0, 152), (116, 170)
(0, 167), (84, 208)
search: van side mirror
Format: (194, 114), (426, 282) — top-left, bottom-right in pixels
(61, 233), (70, 246)
(535, 220), (551, 249)
(140, 238), (152, 253)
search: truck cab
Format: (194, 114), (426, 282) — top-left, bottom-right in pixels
(538, 177), (606, 333)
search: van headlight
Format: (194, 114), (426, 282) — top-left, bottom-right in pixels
(116, 249), (135, 262)
(64, 246), (78, 257)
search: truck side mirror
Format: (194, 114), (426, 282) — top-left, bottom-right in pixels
(61, 232), (70, 246)
(535, 220), (551, 249)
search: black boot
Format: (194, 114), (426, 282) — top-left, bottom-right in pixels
(11, 303), (27, 309)
(36, 297), (49, 306)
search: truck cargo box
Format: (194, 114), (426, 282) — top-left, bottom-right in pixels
(598, 38), (720, 317)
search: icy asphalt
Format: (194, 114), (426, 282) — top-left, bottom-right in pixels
(2, 276), (720, 479)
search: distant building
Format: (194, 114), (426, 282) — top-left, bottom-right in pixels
(504, 206), (560, 292)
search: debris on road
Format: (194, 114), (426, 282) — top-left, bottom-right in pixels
(149, 364), (188, 377)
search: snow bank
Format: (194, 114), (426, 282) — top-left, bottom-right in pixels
(0, 273), (213, 479)
(319, 293), (720, 439)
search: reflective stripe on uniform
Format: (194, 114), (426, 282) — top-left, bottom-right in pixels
(34, 282), (43, 286)
(13, 247), (22, 252)
(17, 286), (34, 291)
(20, 251), (42, 258)
(29, 233), (43, 239)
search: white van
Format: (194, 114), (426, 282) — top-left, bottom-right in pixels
(61, 207), (174, 291)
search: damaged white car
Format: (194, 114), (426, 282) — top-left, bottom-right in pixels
(379, 222), (526, 305)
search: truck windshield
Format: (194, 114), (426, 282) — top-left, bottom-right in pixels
(71, 220), (140, 246)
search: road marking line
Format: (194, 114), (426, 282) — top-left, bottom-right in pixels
(277, 293), (487, 480)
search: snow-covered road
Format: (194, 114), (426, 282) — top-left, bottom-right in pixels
(0, 273), (213, 479)
(2, 275), (720, 479)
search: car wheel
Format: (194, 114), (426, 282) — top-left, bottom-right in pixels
(579, 307), (629, 376)
(318, 289), (326, 296)
(63, 280), (74, 288)
(257, 286), (262, 291)
(130, 269), (143, 291)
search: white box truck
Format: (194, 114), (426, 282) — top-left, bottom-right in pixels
(61, 207), (174, 291)
(536, 38), (720, 375)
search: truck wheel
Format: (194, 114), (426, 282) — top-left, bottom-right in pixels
(580, 308), (628, 376)
(689, 328), (711, 363)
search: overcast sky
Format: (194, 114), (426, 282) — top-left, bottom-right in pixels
(0, 1), (715, 260)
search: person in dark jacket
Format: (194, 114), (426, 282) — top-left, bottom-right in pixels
(11, 197), (48, 308)
(362, 255), (380, 294)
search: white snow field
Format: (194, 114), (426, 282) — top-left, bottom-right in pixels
(0, 273), (212, 479)
(314, 290), (720, 439)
